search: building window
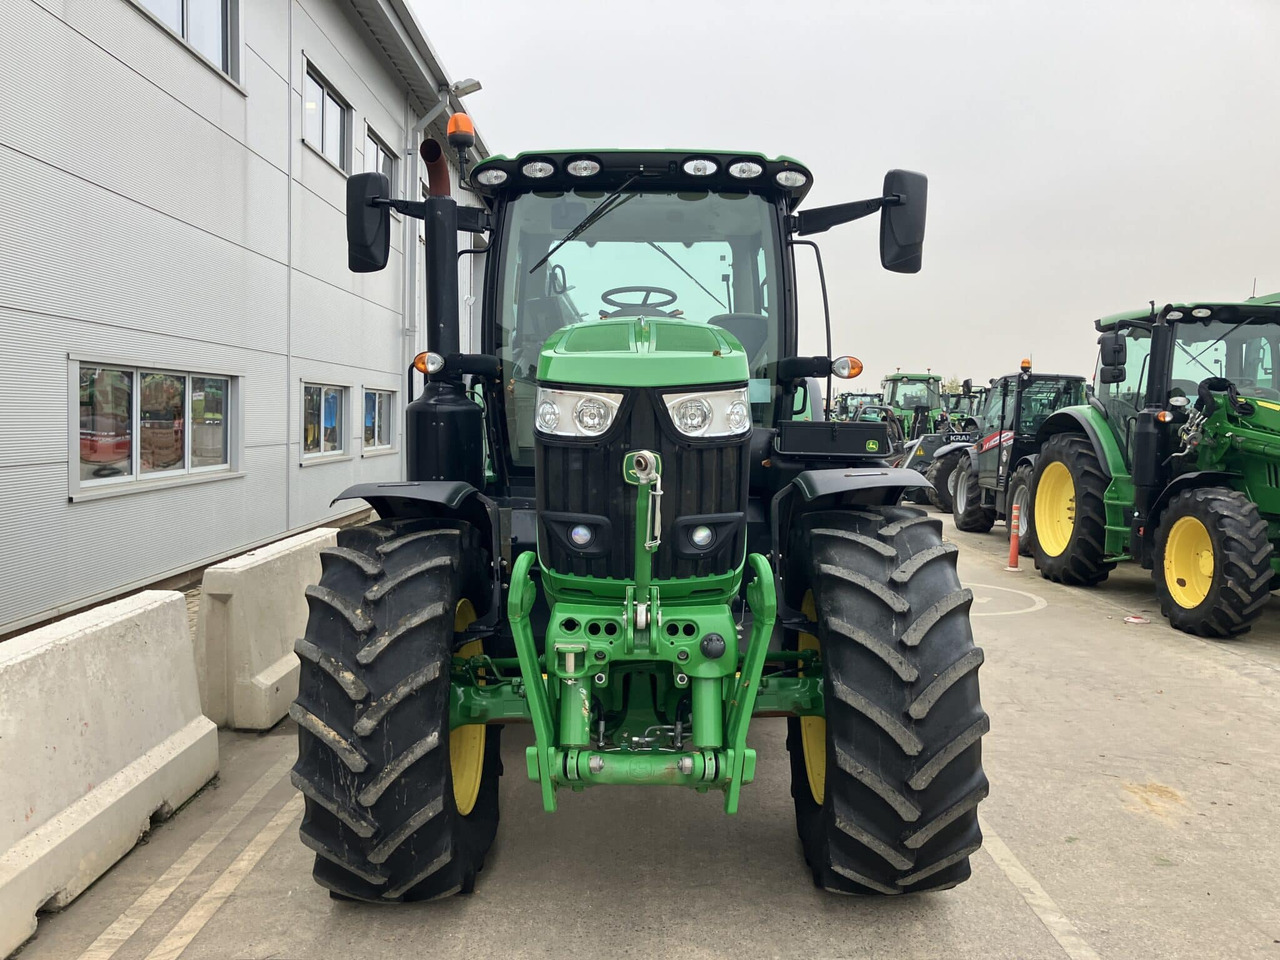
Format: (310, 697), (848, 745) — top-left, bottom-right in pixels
(365, 127), (396, 184)
(303, 384), (346, 456)
(76, 364), (233, 487)
(364, 390), (394, 450)
(136, 0), (238, 78)
(304, 67), (349, 170)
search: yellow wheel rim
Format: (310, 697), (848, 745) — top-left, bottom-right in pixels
(1035, 460), (1076, 557)
(451, 599), (485, 816)
(798, 591), (826, 805)
(1164, 515), (1214, 609)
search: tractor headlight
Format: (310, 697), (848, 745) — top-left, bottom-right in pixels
(663, 387), (752, 438)
(534, 388), (622, 438)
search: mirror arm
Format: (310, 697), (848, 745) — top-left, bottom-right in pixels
(792, 194), (902, 236)
(371, 198), (490, 233)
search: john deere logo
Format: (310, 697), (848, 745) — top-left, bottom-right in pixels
(866, 439), (880, 452)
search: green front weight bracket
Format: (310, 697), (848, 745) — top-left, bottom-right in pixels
(508, 550), (558, 812)
(723, 551), (776, 814)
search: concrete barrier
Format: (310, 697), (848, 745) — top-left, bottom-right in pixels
(0, 591), (218, 959)
(196, 527), (336, 729)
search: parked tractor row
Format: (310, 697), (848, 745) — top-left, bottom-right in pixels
(919, 299), (1280, 638)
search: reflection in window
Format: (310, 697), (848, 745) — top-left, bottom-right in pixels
(79, 367), (133, 481)
(304, 383), (345, 456)
(141, 373), (186, 474)
(364, 389), (393, 448)
(192, 376), (229, 468)
(75, 365), (233, 488)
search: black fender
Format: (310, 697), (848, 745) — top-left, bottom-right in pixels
(1148, 471), (1239, 529)
(933, 440), (975, 462)
(771, 467), (931, 625)
(1037, 409), (1114, 479)
(333, 480), (502, 631)
(1013, 452), (1038, 473)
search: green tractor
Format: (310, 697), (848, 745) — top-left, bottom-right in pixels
(882, 372), (944, 439)
(831, 390), (883, 421)
(942, 379), (986, 433)
(1032, 299), (1280, 636)
(290, 129), (989, 902)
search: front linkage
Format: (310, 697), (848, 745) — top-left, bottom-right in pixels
(500, 449), (780, 812)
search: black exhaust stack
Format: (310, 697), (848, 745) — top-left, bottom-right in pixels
(406, 137), (484, 487)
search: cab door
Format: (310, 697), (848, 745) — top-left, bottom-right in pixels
(975, 379), (1011, 490)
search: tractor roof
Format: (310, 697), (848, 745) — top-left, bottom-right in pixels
(881, 372), (942, 382)
(1096, 298), (1280, 331)
(468, 150), (814, 208)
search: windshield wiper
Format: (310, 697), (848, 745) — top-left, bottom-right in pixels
(1176, 316), (1255, 378)
(529, 174), (640, 275)
(646, 242), (726, 309)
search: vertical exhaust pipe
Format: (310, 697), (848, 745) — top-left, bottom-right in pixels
(420, 138), (459, 360)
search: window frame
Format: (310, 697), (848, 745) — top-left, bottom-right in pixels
(129, 0), (242, 84)
(68, 358), (239, 500)
(301, 381), (351, 463)
(303, 63), (351, 173)
(362, 388), (396, 454)
(364, 125), (397, 187)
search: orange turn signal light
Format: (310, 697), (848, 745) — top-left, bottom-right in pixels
(831, 356), (863, 379)
(1156, 410), (1173, 423)
(413, 352), (430, 374)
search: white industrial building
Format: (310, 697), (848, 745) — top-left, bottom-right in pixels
(0, 0), (487, 634)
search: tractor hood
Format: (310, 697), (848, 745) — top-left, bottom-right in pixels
(1234, 397), (1280, 435)
(537, 317), (750, 388)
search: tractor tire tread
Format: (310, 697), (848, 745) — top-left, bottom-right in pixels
(785, 507), (988, 895)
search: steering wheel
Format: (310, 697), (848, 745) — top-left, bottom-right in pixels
(600, 285), (678, 317)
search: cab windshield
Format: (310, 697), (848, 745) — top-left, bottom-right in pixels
(1170, 319), (1280, 400)
(493, 189), (783, 467)
(885, 380), (939, 410)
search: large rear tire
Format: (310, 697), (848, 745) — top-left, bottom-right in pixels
(926, 452), (963, 513)
(291, 518), (501, 902)
(952, 466), (995, 533)
(1032, 433), (1114, 585)
(785, 507), (989, 894)
(1153, 487), (1273, 637)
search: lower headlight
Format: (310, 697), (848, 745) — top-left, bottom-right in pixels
(663, 387), (752, 437)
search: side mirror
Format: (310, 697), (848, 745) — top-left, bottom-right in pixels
(347, 172), (391, 273)
(880, 169), (927, 274)
(1099, 365), (1126, 385)
(962, 378), (973, 396)
(1098, 331), (1126, 367)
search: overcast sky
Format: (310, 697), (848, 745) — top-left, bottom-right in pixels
(412, 0), (1280, 387)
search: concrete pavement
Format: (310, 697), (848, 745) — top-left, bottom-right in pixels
(17, 514), (1280, 960)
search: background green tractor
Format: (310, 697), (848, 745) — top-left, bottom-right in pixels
(1031, 298), (1280, 636)
(942, 379), (986, 433)
(290, 132), (988, 902)
(831, 390), (883, 421)
(932, 366), (1085, 552)
(882, 372), (944, 439)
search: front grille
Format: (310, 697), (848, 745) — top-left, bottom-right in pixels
(535, 388), (749, 580)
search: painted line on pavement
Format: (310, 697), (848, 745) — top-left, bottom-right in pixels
(967, 582), (1049, 617)
(979, 814), (1101, 960)
(77, 751), (296, 960)
(143, 794), (304, 960)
